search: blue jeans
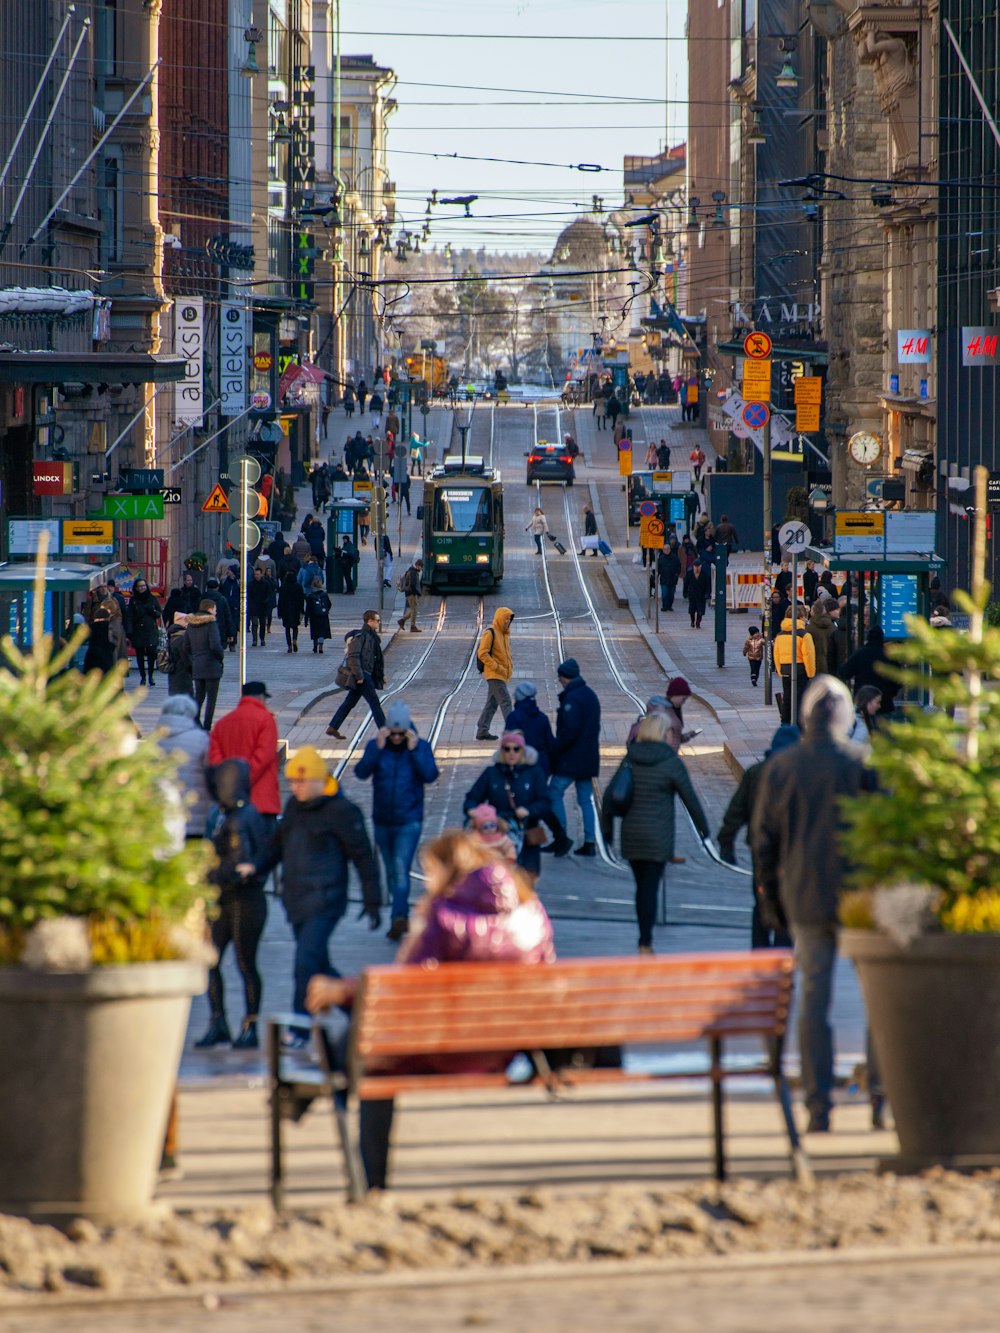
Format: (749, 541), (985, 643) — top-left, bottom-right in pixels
(661, 579), (677, 611)
(291, 907), (344, 1016)
(548, 774), (596, 842)
(374, 822), (422, 920)
(792, 923), (837, 1119)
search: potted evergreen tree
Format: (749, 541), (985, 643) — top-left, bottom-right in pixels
(839, 468), (1000, 1168)
(0, 548), (212, 1222)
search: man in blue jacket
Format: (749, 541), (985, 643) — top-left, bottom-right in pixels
(354, 699), (439, 941)
(548, 659), (602, 856)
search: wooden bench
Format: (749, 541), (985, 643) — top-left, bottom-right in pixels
(267, 951), (808, 1207)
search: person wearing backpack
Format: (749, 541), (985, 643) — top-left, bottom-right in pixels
(475, 607), (514, 742)
(397, 559), (423, 632)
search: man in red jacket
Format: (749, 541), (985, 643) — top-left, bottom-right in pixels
(208, 681), (280, 821)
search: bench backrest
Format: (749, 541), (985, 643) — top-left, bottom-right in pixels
(352, 952), (794, 1062)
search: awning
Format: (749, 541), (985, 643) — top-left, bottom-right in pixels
(279, 359), (327, 399)
(0, 561), (120, 593)
(0, 352), (186, 385)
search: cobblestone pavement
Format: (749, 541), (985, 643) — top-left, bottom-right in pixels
(178, 399), (868, 1089)
(5, 1252), (999, 1331)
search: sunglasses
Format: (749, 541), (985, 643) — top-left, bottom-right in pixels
(479, 822), (499, 832)
(501, 744), (523, 752)
(388, 729), (406, 739)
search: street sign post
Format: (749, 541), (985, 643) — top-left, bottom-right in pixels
(202, 483), (230, 513)
(742, 401), (770, 430)
(619, 440), (632, 547)
(741, 360), (772, 403)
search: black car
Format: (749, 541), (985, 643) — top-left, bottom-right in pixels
(526, 441), (575, 485)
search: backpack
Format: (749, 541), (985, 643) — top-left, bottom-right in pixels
(476, 628), (495, 674)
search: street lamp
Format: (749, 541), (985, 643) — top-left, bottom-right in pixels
(241, 23), (263, 78)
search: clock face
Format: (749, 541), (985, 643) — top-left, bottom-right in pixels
(848, 431), (882, 466)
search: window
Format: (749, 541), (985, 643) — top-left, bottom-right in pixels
(433, 487), (490, 533)
(100, 149), (123, 264)
(97, 1), (117, 78)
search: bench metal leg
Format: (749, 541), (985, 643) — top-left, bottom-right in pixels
(710, 1036), (726, 1182)
(332, 1092), (367, 1202)
(774, 1072), (813, 1187)
(268, 1021), (284, 1212)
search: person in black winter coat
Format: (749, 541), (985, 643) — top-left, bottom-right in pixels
(166, 616), (194, 696)
(657, 540), (681, 611)
(177, 572), (202, 615)
(504, 682), (571, 855)
(219, 569), (240, 651)
(248, 746), (379, 1027)
(180, 600), (226, 728)
(246, 567), (275, 647)
(683, 558), (711, 628)
(306, 580), (332, 652)
(838, 625), (900, 714)
(195, 758), (270, 1050)
(751, 676), (877, 1133)
(306, 517), (326, 562)
(327, 610), (386, 736)
(548, 659), (601, 856)
(277, 569), (305, 652)
(125, 579), (163, 686)
(202, 577), (235, 645)
(82, 604), (116, 675)
(162, 587), (186, 626)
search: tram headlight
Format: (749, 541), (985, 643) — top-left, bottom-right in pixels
(475, 554), (489, 564)
(435, 553), (450, 563)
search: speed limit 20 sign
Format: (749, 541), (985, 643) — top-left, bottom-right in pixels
(778, 519), (810, 553)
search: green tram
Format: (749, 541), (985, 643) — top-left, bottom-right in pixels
(418, 455), (504, 592)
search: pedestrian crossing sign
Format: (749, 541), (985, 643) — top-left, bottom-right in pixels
(202, 483), (230, 513)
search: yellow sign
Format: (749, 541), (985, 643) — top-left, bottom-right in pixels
(794, 376), (823, 405)
(619, 448), (633, 477)
(202, 483), (230, 513)
(796, 404), (821, 433)
(835, 512), (885, 537)
(651, 470), (672, 488)
(742, 360), (772, 402)
(62, 519), (114, 554)
(641, 515), (665, 550)
(353, 479), (373, 498)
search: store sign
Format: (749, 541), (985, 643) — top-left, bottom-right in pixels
(834, 511), (885, 556)
(961, 326), (1000, 367)
(99, 494), (165, 521)
(989, 472), (1000, 513)
(32, 461), (73, 495)
(220, 302), (248, 417)
(174, 297), (204, 425)
(62, 519), (114, 555)
(897, 329), (932, 364)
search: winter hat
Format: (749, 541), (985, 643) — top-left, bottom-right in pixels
(386, 700), (413, 730)
(767, 724), (800, 757)
(242, 681), (270, 698)
(469, 803), (499, 829)
(514, 681), (537, 702)
(500, 729), (526, 748)
(646, 694), (670, 712)
(557, 658), (580, 680)
(667, 676), (691, 699)
(284, 746), (338, 795)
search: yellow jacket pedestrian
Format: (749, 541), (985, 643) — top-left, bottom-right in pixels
(477, 607), (514, 681)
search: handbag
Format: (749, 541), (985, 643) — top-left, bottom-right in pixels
(501, 777), (548, 848)
(603, 757), (634, 819)
(155, 626), (170, 674)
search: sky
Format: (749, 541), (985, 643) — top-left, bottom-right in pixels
(339, 0), (690, 256)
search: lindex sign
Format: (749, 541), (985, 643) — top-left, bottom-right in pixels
(98, 493), (165, 520)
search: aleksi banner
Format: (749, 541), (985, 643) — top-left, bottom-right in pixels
(174, 296), (205, 427)
(220, 301), (248, 417)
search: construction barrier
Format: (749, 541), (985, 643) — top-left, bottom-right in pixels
(727, 569), (806, 611)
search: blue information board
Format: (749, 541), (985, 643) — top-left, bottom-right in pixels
(669, 497), (685, 525)
(882, 574), (919, 639)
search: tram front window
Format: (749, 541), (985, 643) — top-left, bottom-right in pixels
(433, 487), (491, 533)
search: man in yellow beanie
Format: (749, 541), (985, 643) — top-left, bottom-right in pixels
(242, 745), (379, 1042)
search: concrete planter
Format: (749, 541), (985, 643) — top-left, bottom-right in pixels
(0, 961), (205, 1223)
(842, 929), (1000, 1168)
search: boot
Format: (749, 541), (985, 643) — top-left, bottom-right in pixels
(871, 1095), (886, 1131)
(318, 642), (324, 653)
(386, 916), (409, 942)
(575, 841), (597, 857)
(233, 1019), (259, 1050)
(550, 833), (573, 857)
(293, 641), (299, 652)
(194, 1016), (231, 1048)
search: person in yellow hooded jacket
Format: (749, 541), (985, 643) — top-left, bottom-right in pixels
(475, 606), (515, 741)
(772, 613), (816, 725)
